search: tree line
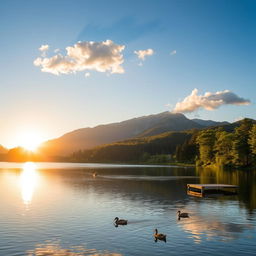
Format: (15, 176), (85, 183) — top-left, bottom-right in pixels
(69, 131), (193, 163)
(49, 119), (256, 167)
(196, 119), (256, 168)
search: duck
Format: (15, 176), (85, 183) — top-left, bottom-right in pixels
(154, 229), (166, 241)
(177, 210), (189, 218)
(92, 172), (98, 178)
(114, 217), (128, 225)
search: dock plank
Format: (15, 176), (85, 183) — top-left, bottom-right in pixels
(187, 184), (238, 197)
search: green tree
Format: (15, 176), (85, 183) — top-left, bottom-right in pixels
(214, 130), (234, 166)
(232, 119), (253, 166)
(175, 140), (197, 163)
(196, 129), (216, 165)
(249, 124), (256, 162)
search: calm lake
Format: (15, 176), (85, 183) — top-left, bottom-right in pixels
(0, 162), (255, 256)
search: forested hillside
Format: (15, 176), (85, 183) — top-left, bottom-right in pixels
(69, 130), (196, 163)
(196, 119), (256, 167)
(70, 119), (256, 168)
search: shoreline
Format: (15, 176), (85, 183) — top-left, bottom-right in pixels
(0, 160), (195, 168)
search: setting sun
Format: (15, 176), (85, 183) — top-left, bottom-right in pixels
(17, 131), (44, 151)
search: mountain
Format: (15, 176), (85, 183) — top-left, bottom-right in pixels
(69, 118), (256, 164)
(39, 112), (229, 157)
(204, 118), (256, 133)
(70, 130), (195, 163)
(192, 119), (230, 127)
(0, 145), (8, 161)
(136, 113), (202, 137)
(0, 145), (8, 154)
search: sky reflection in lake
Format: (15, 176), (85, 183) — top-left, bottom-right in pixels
(0, 163), (255, 256)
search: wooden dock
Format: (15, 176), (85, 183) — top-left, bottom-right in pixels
(187, 184), (238, 197)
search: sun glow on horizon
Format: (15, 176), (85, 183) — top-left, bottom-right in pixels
(16, 131), (45, 151)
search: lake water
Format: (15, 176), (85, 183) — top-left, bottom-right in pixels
(0, 162), (255, 256)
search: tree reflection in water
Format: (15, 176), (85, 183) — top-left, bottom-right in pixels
(196, 167), (256, 213)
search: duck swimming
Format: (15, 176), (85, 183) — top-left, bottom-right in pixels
(114, 217), (128, 226)
(177, 210), (189, 218)
(154, 229), (166, 242)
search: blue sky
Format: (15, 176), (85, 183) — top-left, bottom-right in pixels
(0, 0), (255, 148)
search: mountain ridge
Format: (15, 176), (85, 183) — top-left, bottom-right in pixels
(39, 112), (230, 157)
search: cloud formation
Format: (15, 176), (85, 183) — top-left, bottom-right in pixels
(39, 44), (49, 57)
(34, 40), (125, 75)
(134, 48), (154, 60)
(170, 50), (176, 55)
(173, 88), (250, 113)
(39, 44), (49, 52)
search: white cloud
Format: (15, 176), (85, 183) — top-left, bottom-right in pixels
(39, 44), (49, 57)
(134, 48), (154, 61)
(39, 44), (49, 52)
(34, 40), (125, 75)
(170, 50), (176, 55)
(173, 88), (250, 113)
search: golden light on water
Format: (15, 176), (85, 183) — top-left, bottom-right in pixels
(20, 162), (39, 205)
(27, 242), (122, 256)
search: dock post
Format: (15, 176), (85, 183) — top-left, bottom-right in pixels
(201, 187), (204, 197)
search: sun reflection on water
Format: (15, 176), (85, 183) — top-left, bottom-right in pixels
(26, 241), (122, 256)
(20, 162), (39, 205)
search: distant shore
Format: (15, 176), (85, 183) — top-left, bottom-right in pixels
(0, 160), (195, 168)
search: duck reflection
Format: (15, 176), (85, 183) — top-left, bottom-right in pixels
(26, 242), (122, 256)
(154, 237), (167, 243)
(20, 162), (39, 205)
